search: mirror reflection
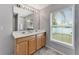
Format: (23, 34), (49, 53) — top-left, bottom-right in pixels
(13, 4), (39, 31)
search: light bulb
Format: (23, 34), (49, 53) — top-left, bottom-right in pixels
(27, 20), (30, 22)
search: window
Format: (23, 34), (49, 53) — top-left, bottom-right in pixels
(50, 6), (74, 46)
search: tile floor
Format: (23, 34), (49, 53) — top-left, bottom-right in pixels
(34, 47), (61, 55)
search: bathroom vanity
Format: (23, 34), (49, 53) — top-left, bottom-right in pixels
(12, 5), (45, 55)
(13, 30), (46, 55)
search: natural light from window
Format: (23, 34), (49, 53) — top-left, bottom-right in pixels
(50, 7), (74, 46)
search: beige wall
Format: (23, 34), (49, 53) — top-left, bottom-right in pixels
(0, 4), (14, 54)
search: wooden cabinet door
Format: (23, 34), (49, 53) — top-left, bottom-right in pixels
(37, 32), (46, 49)
(29, 36), (36, 55)
(16, 41), (26, 55)
(37, 35), (42, 50)
(41, 33), (46, 47)
(16, 37), (29, 55)
(25, 40), (29, 55)
(16, 44), (20, 55)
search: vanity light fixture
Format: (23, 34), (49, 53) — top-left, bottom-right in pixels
(16, 4), (40, 14)
(27, 19), (31, 23)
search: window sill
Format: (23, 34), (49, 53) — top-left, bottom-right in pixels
(50, 39), (75, 50)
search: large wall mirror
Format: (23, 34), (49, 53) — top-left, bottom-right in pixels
(13, 4), (40, 31)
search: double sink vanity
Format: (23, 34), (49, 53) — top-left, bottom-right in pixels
(13, 5), (46, 55)
(13, 30), (46, 55)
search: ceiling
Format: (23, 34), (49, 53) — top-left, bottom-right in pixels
(27, 4), (50, 10)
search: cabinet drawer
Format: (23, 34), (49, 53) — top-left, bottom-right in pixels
(16, 35), (35, 43)
(16, 38), (26, 43)
(28, 35), (36, 39)
(37, 33), (45, 37)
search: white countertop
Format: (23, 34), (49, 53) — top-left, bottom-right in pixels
(13, 30), (46, 39)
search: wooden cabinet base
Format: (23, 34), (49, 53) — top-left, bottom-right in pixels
(15, 32), (46, 55)
(16, 39), (29, 55)
(29, 36), (36, 55)
(37, 33), (46, 50)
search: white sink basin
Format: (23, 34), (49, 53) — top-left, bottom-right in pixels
(13, 30), (45, 39)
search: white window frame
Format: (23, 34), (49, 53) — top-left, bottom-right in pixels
(50, 5), (75, 48)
